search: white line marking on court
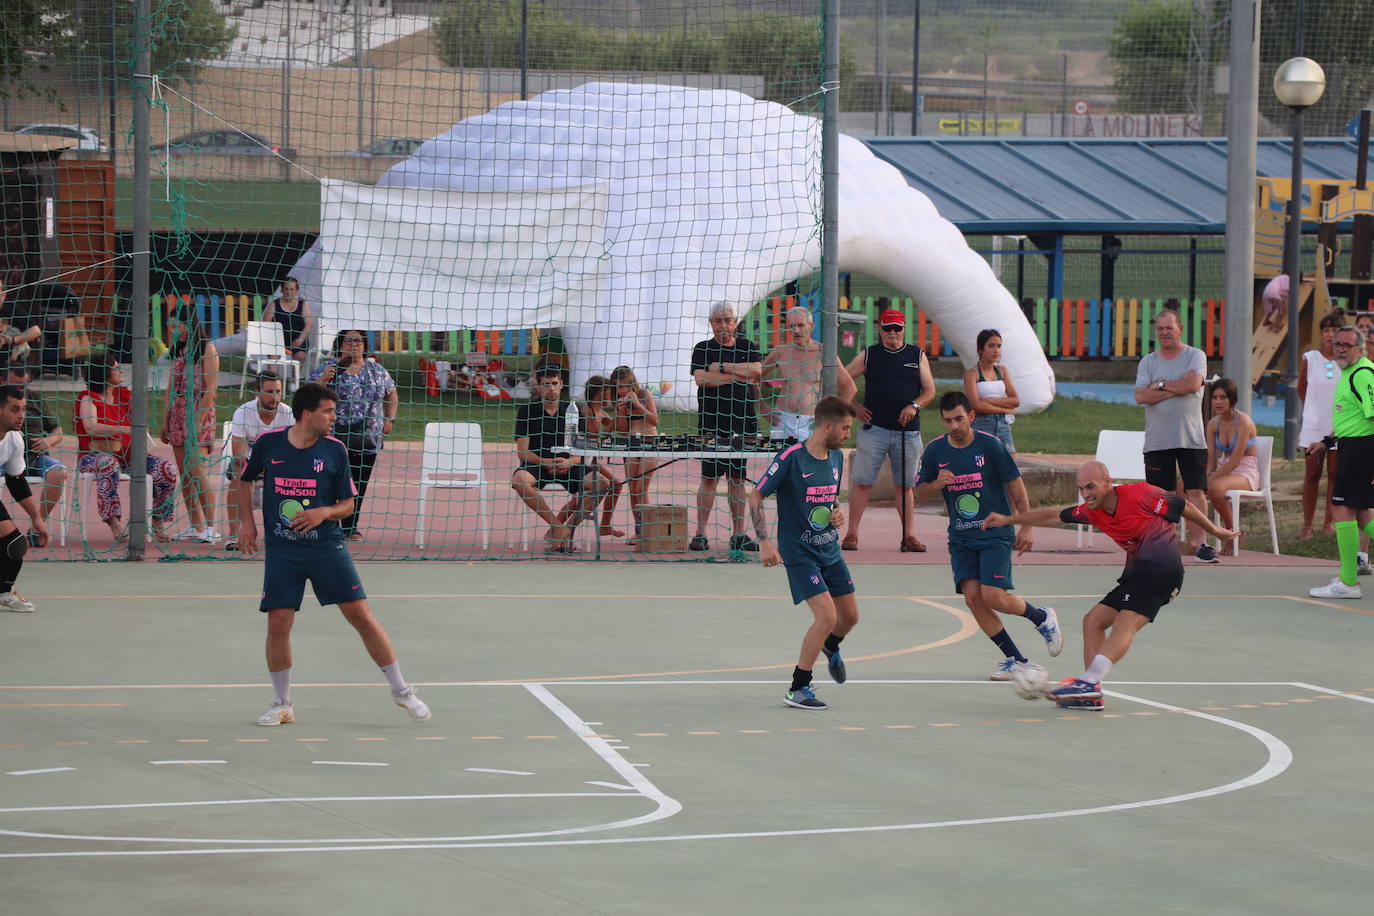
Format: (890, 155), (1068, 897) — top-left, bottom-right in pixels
(586, 781), (634, 791)
(464, 768), (534, 776)
(0, 690), (1293, 858)
(149, 760), (226, 766)
(1291, 682), (1374, 705)
(5, 768), (74, 776)
(312, 761), (388, 767)
(0, 684), (680, 849)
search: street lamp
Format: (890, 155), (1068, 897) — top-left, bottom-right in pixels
(1274, 56), (1326, 460)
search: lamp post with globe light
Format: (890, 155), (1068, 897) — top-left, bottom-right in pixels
(1274, 56), (1326, 460)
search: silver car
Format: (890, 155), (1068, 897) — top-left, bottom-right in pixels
(160, 129), (296, 159)
(13, 123), (105, 151)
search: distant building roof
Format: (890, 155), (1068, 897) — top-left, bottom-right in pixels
(859, 137), (1373, 234)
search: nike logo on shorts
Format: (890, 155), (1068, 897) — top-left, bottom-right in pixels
(802, 473), (814, 478)
(270, 459), (286, 464)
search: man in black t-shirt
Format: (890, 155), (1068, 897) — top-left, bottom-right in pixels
(689, 301), (764, 553)
(511, 365), (608, 553)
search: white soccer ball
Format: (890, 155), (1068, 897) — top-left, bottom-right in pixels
(1010, 662), (1050, 700)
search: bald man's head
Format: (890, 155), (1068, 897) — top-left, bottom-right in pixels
(1076, 460), (1113, 508)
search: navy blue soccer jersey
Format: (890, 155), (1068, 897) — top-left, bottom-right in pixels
(754, 441), (844, 565)
(241, 428), (356, 549)
(916, 430), (1020, 545)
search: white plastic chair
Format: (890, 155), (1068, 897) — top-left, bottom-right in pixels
(1076, 430), (1147, 547)
(25, 474), (69, 547)
(1212, 435), (1279, 556)
(414, 422), (488, 549)
(240, 321), (299, 395)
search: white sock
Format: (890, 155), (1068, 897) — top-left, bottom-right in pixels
(1082, 654), (1113, 684)
(380, 661), (408, 696)
(270, 668), (291, 704)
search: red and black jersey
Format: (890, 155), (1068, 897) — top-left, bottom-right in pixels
(1059, 482), (1185, 573)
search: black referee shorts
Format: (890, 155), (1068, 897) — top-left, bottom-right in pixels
(1332, 435), (1374, 510)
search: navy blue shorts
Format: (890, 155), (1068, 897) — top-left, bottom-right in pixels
(785, 558), (856, 605)
(260, 542), (366, 611)
(950, 538), (1014, 593)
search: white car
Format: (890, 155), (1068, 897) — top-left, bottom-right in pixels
(13, 123), (105, 151)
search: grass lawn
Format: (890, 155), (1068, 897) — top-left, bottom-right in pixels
(114, 180), (321, 232)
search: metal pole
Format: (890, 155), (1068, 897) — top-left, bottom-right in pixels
(129, 0), (152, 559)
(354, 3), (365, 152)
(519, 0), (528, 101)
(911, 0), (920, 136)
(821, 0), (839, 396)
(1222, 0), (1259, 414)
(1283, 107), (1304, 460)
(283, 0), (292, 174)
(108, 0), (119, 155)
(879, 0), (889, 136)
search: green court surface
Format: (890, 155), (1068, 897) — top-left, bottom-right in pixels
(2, 561), (1372, 915)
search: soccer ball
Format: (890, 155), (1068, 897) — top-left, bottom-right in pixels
(1009, 662), (1050, 700)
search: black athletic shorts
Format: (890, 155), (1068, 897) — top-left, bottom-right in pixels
(517, 463), (592, 494)
(1332, 435), (1374, 510)
(1100, 567), (1185, 622)
(1144, 448), (1208, 492)
(700, 458), (749, 480)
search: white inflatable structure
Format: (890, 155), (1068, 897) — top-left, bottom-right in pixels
(293, 82), (1055, 411)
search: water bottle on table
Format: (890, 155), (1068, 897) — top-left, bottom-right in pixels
(564, 400), (580, 449)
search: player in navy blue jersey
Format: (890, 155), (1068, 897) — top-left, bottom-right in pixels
(749, 396), (860, 710)
(237, 382), (430, 726)
(915, 392), (1062, 682)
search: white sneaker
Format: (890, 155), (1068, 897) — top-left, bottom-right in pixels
(0, 591), (35, 613)
(990, 657), (1019, 681)
(1309, 578), (1363, 600)
(256, 700), (294, 726)
(1358, 552), (1372, 576)
(197, 527), (222, 543)
(1035, 606), (1064, 657)
(394, 687), (431, 721)
(174, 526), (202, 541)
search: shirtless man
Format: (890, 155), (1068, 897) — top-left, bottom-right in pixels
(762, 307), (856, 442)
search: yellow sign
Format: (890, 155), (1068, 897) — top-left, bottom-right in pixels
(937, 117), (1022, 134)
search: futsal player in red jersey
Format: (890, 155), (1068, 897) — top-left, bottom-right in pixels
(982, 460), (1240, 710)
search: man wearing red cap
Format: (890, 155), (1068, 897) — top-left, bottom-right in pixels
(841, 302), (935, 552)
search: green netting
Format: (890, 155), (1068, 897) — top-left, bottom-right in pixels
(3, 1), (1369, 561)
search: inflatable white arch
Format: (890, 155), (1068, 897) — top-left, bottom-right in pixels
(292, 83), (1054, 411)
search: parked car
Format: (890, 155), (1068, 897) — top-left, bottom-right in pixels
(342, 137), (425, 157)
(159, 129), (296, 159)
(12, 123), (105, 151)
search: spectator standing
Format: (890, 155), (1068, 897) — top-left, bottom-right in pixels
(579, 375), (626, 540)
(75, 355), (177, 544)
(4, 362), (67, 535)
(1297, 310), (1344, 539)
(1204, 378), (1261, 557)
(511, 364), (608, 552)
(310, 330), (398, 540)
(610, 365), (660, 545)
(1134, 308), (1213, 563)
(223, 372), (294, 551)
(761, 306), (856, 442)
(259, 277), (313, 367)
(1308, 325), (1374, 599)
(962, 328), (1020, 452)
(840, 306), (935, 552)
(161, 302), (220, 542)
(689, 301), (763, 553)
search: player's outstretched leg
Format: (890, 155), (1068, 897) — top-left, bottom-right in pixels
(1047, 605), (1149, 711)
(258, 608), (296, 726)
(786, 590), (840, 708)
(340, 599), (431, 722)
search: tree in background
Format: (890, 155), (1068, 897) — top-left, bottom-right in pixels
(1259, 0), (1374, 136)
(433, 0), (845, 107)
(1106, 0), (1198, 113)
(0, 0), (235, 99)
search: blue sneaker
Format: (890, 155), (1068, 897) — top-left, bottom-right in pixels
(990, 657), (1020, 681)
(1047, 677), (1102, 703)
(1057, 695), (1106, 711)
(1035, 606), (1064, 657)
(783, 685), (827, 709)
(822, 646), (847, 684)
